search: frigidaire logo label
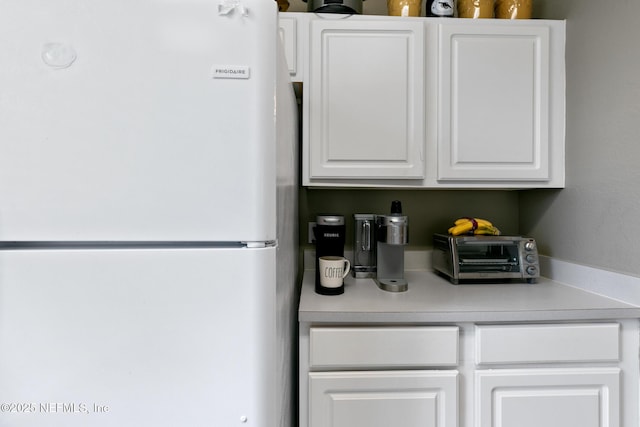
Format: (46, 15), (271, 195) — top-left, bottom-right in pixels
(212, 66), (250, 79)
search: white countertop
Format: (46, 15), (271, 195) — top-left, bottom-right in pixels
(299, 262), (640, 323)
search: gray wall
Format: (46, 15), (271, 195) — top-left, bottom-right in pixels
(519, 0), (640, 277)
(299, 189), (520, 250)
(289, 0), (640, 277)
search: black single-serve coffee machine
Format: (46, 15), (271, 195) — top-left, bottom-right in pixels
(314, 214), (346, 295)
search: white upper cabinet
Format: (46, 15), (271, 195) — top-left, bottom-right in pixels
(437, 22), (559, 183)
(280, 13), (565, 188)
(307, 19), (426, 181)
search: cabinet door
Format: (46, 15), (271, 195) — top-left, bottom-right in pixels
(279, 15), (298, 78)
(438, 23), (551, 181)
(307, 20), (425, 180)
(476, 368), (620, 427)
(309, 371), (457, 427)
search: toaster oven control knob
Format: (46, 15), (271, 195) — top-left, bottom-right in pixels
(526, 265), (538, 276)
(524, 240), (536, 251)
(525, 254), (537, 263)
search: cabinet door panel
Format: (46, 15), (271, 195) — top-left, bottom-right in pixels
(278, 16), (297, 77)
(309, 371), (457, 427)
(308, 20), (425, 179)
(438, 24), (550, 181)
(476, 368), (620, 427)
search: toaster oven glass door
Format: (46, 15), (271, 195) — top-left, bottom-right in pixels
(457, 241), (520, 272)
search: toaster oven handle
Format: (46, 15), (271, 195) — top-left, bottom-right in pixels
(460, 258), (516, 264)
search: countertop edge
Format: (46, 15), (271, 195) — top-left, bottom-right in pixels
(298, 308), (640, 324)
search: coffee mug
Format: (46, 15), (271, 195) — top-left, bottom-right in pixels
(319, 256), (351, 289)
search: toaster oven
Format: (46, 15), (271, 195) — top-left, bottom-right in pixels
(432, 233), (540, 284)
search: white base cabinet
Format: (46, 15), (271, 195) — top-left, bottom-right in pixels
(302, 326), (459, 427)
(300, 321), (639, 427)
(472, 322), (626, 427)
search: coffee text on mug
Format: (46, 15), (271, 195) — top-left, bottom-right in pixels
(324, 267), (343, 278)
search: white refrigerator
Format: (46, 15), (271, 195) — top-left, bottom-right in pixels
(0, 0), (298, 426)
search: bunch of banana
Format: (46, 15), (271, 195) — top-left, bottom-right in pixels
(448, 217), (501, 236)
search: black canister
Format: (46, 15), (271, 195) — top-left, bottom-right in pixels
(314, 214), (346, 295)
(304, 0), (363, 14)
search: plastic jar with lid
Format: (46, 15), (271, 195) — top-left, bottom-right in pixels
(276, 0), (289, 11)
(457, 0), (494, 18)
(387, 0), (422, 16)
(495, 0), (532, 18)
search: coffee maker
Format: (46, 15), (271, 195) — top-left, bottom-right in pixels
(314, 214), (346, 295)
(376, 201), (409, 292)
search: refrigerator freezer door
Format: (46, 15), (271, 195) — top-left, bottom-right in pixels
(0, 247), (276, 427)
(0, 0), (278, 242)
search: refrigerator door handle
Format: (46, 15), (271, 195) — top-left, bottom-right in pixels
(0, 241), (253, 250)
(244, 241), (276, 248)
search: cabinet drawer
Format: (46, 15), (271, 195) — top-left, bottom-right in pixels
(476, 323), (620, 364)
(309, 326), (459, 369)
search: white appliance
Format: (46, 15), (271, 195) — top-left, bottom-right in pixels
(0, 0), (298, 426)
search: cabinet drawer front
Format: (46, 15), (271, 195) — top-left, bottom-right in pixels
(310, 326), (459, 368)
(476, 323), (620, 364)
